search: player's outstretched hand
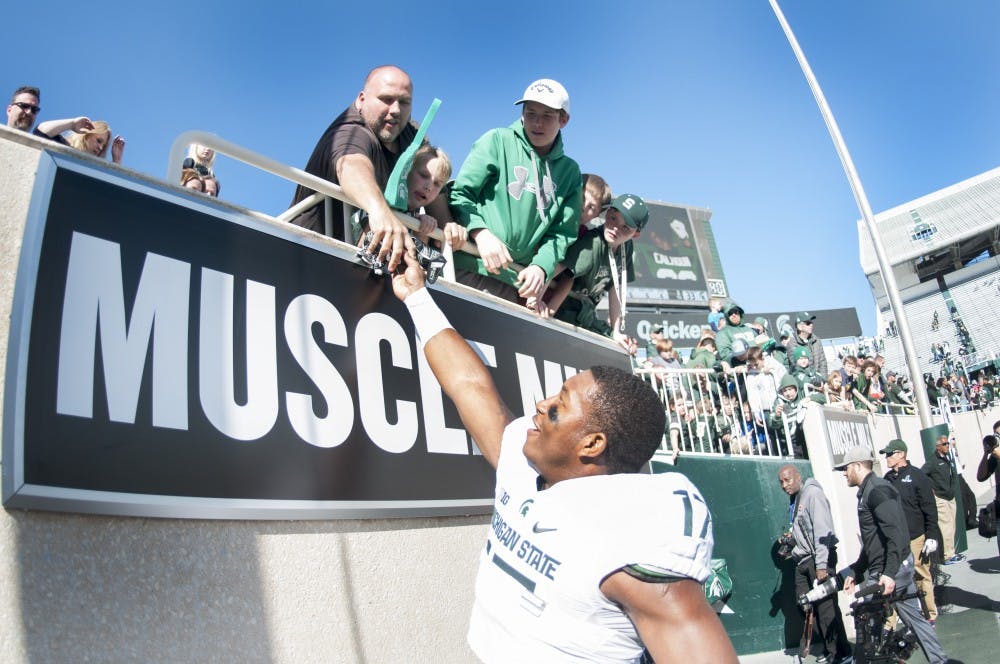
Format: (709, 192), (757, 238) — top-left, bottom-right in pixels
(391, 251), (426, 302)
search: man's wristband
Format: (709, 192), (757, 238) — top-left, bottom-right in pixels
(404, 287), (453, 348)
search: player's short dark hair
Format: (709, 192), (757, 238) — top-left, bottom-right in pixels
(11, 86), (40, 102)
(588, 366), (666, 474)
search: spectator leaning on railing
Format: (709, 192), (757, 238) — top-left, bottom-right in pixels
(449, 78), (581, 305)
(770, 374), (807, 457)
(290, 66), (447, 273)
(715, 303), (756, 371)
(785, 312), (827, 377)
(34, 116), (125, 164)
(819, 371), (853, 410)
(536, 193), (648, 353)
(579, 173), (611, 233)
(183, 143), (215, 176)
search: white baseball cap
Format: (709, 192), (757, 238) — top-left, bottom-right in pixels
(515, 79), (570, 114)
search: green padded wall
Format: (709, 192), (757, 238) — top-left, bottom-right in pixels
(652, 456), (812, 655)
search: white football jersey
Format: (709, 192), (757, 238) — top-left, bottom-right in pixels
(467, 416), (714, 663)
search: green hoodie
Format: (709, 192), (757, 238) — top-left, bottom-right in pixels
(450, 120), (582, 286)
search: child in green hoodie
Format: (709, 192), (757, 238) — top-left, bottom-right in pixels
(449, 78), (582, 304)
(770, 374), (808, 457)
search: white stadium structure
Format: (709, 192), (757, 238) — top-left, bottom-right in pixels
(861, 165), (1000, 381)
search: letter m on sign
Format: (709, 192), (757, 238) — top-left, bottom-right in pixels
(56, 232), (191, 429)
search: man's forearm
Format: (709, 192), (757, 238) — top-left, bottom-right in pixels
(337, 154), (401, 224)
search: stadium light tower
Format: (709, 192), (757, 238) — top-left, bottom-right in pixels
(768, 0), (932, 428)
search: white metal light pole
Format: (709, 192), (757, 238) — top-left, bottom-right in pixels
(767, 0), (933, 428)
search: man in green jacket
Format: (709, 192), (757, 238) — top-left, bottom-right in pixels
(450, 79), (581, 305)
(714, 304), (756, 370)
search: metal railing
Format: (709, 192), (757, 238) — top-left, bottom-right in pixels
(166, 130), (496, 282)
(635, 366), (800, 459)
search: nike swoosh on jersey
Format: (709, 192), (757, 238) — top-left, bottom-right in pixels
(532, 523), (558, 534)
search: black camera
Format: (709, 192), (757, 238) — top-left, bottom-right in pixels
(357, 231), (447, 284)
(851, 583), (922, 662)
(776, 531), (795, 560)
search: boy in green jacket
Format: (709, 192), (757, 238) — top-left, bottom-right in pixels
(449, 78), (582, 304)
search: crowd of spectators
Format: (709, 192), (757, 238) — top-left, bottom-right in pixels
(7, 86), (126, 165)
(289, 68), (647, 352)
(6, 85), (222, 200)
(637, 304), (998, 460)
(9, 78), (996, 444)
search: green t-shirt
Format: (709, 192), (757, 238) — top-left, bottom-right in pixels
(553, 228), (634, 335)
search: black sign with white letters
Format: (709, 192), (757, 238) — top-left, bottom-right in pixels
(2, 155), (629, 519)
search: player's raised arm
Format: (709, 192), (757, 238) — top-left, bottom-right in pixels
(391, 253), (512, 468)
(600, 571), (738, 663)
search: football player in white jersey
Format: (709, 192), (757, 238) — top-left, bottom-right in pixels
(391, 253), (737, 663)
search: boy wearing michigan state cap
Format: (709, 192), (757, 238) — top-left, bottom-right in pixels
(538, 194), (648, 350)
(450, 78), (581, 306)
(789, 345), (822, 390)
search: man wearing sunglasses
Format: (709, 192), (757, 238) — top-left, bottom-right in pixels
(6, 86), (40, 132)
(785, 311), (828, 377)
(881, 438), (941, 624)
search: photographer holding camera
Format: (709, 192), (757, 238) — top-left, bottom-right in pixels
(976, 429), (1000, 556)
(777, 465), (851, 664)
(836, 447), (948, 663)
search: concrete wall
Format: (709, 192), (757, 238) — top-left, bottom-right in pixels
(0, 129), (488, 663)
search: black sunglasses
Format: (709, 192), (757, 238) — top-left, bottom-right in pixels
(12, 101), (40, 114)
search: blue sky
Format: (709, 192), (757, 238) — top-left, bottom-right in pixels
(7, 1), (998, 336)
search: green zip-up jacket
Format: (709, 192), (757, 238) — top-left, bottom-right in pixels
(450, 120), (581, 286)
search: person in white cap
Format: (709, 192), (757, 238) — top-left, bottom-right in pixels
(450, 78), (581, 306)
(836, 446), (948, 663)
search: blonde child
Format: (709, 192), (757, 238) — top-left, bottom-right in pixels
(406, 145), (467, 250)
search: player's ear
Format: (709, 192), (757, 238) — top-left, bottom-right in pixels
(579, 432), (607, 463)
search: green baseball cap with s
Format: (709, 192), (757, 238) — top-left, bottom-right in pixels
(607, 193), (649, 230)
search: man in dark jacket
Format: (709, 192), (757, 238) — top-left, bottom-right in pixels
(922, 435), (964, 564)
(881, 439), (940, 622)
(977, 428), (1000, 557)
(837, 447), (947, 664)
(785, 312), (828, 377)
(715, 304), (756, 370)
(778, 466), (850, 663)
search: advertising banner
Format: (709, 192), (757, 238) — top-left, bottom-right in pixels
(2, 155), (629, 519)
(626, 307), (862, 358)
(627, 202), (711, 306)
(822, 409), (875, 468)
